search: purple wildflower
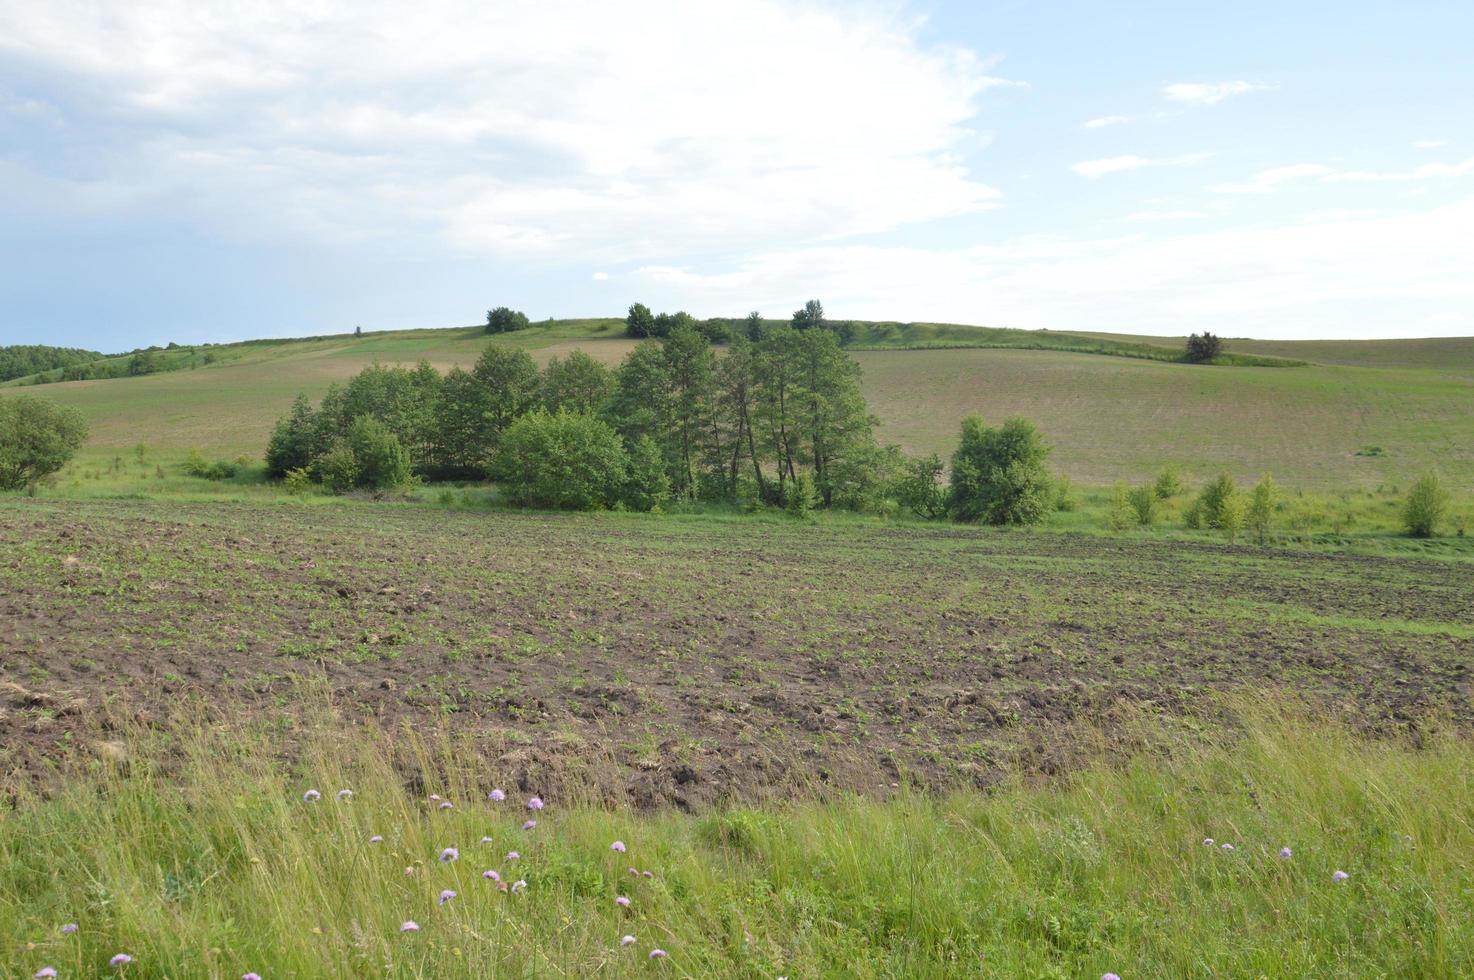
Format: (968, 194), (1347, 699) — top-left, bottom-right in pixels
(1102, 974), (1121, 980)
(526, 796), (544, 811)
(430, 794), (442, 802)
(369, 835), (384, 844)
(242, 974), (262, 980)
(511, 879), (527, 893)
(61, 923), (78, 935)
(1333, 870), (1350, 882)
(488, 789), (506, 802)
(615, 895), (631, 907)
(438, 801), (454, 811)
(483, 869), (501, 882)
(336, 789), (352, 800)
(400, 921), (419, 933)
(628, 867), (639, 876)
(479, 836), (494, 844)
(439, 847), (459, 863)
(642, 871), (653, 879)
(439, 889), (457, 906)
(621, 935), (636, 947)
(34, 970), (58, 979)
(1221, 843), (1234, 852)
(523, 820), (537, 831)
(506, 851), (520, 861)
(1280, 847), (1293, 860)
(110, 953), (133, 966)
(649, 949), (667, 959)
(1201, 838), (1213, 847)
(303, 789), (321, 802)
(611, 840), (626, 853)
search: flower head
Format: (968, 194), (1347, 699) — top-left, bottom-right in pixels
(369, 835), (384, 844)
(506, 851), (520, 861)
(511, 879), (527, 893)
(1220, 843), (1234, 852)
(34, 970), (58, 979)
(649, 949), (667, 959)
(479, 836), (494, 844)
(404, 866), (415, 876)
(336, 789), (353, 800)
(1102, 974), (1121, 980)
(429, 794), (442, 802)
(641, 871), (653, 879)
(483, 869), (501, 882)
(303, 789), (321, 802)
(621, 935), (636, 947)
(400, 921), (420, 933)
(439, 889), (457, 906)
(522, 820), (537, 831)
(110, 953), (133, 966)
(488, 789), (506, 802)
(1333, 870), (1350, 882)
(615, 895), (631, 908)
(439, 847), (459, 863)
(61, 923), (78, 935)
(1280, 847), (1293, 860)
(611, 840), (626, 853)
(1201, 838), (1213, 847)
(628, 867), (639, 876)
(438, 801), (454, 811)
(243, 974), (262, 980)
(526, 796), (544, 811)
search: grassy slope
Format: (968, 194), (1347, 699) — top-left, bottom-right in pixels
(3, 699), (1471, 978)
(4, 319), (1472, 488)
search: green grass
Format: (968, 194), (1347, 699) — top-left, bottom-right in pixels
(3, 697), (1471, 978)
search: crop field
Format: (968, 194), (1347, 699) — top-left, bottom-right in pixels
(8, 320), (1473, 489)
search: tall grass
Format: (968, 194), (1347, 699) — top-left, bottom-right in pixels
(3, 698), (1471, 977)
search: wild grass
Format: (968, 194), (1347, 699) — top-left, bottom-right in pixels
(2, 698), (1470, 978)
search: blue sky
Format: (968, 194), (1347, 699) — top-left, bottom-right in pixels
(1, 0), (1471, 352)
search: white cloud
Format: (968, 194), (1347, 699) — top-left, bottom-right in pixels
(1211, 157), (1474, 193)
(1209, 163), (1336, 194)
(1072, 153), (1210, 179)
(1326, 157), (1474, 182)
(1414, 140), (1448, 150)
(1083, 115), (1129, 129)
(1126, 209), (1208, 222)
(591, 271), (609, 281)
(1163, 81), (1273, 105)
(0, 0), (1010, 261)
(633, 195), (1474, 339)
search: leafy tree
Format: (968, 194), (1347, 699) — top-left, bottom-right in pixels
(652, 310), (697, 339)
(128, 349), (162, 376)
(495, 409), (629, 510)
(744, 311), (765, 341)
(1108, 482), (1133, 531)
(1185, 332), (1222, 363)
(325, 362), (442, 471)
(265, 394), (319, 478)
(1218, 487), (1247, 542)
(946, 416), (1052, 525)
(791, 299), (825, 331)
(471, 347), (541, 438)
(1191, 472), (1239, 528)
(793, 328), (874, 506)
(751, 326), (806, 503)
(661, 326), (717, 499)
(317, 443), (361, 495)
(0, 396), (87, 489)
(0, 345), (103, 383)
(623, 434), (671, 511)
(431, 367), (497, 478)
(1248, 473), (1279, 544)
(714, 338), (769, 503)
(346, 415), (414, 491)
(1154, 465), (1184, 499)
(625, 302), (655, 338)
(608, 340), (674, 465)
(785, 472), (817, 518)
(542, 350), (614, 415)
(894, 452), (946, 519)
(486, 306), (531, 334)
(1403, 472), (1450, 537)
(1128, 484), (1158, 526)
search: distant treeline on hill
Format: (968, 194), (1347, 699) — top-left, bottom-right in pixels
(3, 343), (220, 385)
(0, 345), (105, 383)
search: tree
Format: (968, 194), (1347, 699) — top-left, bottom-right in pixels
(894, 453), (946, 519)
(793, 328), (874, 507)
(625, 303), (655, 338)
(1108, 483), (1133, 531)
(1185, 332), (1222, 363)
(623, 434), (671, 511)
(751, 326), (806, 504)
(542, 350), (614, 415)
(715, 337), (769, 503)
(661, 327), (717, 499)
(355, 325), (362, 337)
(265, 394), (319, 478)
(471, 347), (541, 437)
(791, 299), (825, 331)
(1191, 472), (1238, 528)
(946, 415), (1052, 525)
(652, 310), (696, 339)
(1154, 465), (1184, 499)
(431, 367), (496, 478)
(494, 409), (629, 510)
(1218, 487), (1247, 542)
(1403, 472), (1450, 537)
(0, 395), (87, 490)
(344, 415), (414, 491)
(744, 311), (765, 341)
(128, 349), (162, 376)
(1248, 473), (1279, 544)
(1128, 484), (1158, 526)
(486, 307), (531, 334)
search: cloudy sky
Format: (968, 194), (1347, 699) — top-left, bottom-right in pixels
(2, 0), (1471, 350)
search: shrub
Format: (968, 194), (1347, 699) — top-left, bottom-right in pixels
(625, 303), (655, 338)
(1108, 483), (1133, 531)
(1184, 332), (1222, 363)
(345, 415), (414, 491)
(1153, 465), (1184, 500)
(495, 409), (629, 510)
(1192, 472), (1238, 529)
(623, 435), (671, 512)
(486, 306), (531, 334)
(266, 394), (319, 478)
(946, 416), (1052, 526)
(1128, 484), (1157, 526)
(1403, 472), (1450, 538)
(1053, 475), (1078, 512)
(283, 467), (313, 495)
(1218, 489), (1247, 542)
(785, 473), (817, 518)
(1248, 474), (1279, 545)
(894, 453), (946, 519)
(0, 395), (87, 490)
(316, 444), (360, 495)
(184, 450), (238, 481)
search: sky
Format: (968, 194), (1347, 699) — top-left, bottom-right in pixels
(1, 0), (1472, 351)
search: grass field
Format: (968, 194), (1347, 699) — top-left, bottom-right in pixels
(5, 319), (1474, 490)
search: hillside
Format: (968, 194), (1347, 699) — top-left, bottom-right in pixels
(4, 319), (1472, 489)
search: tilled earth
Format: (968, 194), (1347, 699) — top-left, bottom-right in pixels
(3, 499), (1472, 807)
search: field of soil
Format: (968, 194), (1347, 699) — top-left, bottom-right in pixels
(4, 498), (1473, 806)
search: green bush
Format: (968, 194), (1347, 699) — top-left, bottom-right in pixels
(1053, 474), (1078, 512)
(1248, 474), (1279, 544)
(1218, 488), (1247, 542)
(623, 434), (671, 512)
(785, 473), (817, 518)
(1128, 484), (1157, 526)
(316, 444), (360, 495)
(1403, 472), (1450, 537)
(946, 415), (1052, 526)
(1153, 465), (1184, 499)
(345, 415), (414, 491)
(283, 467), (313, 495)
(0, 395), (87, 490)
(1108, 483), (1133, 531)
(1192, 472), (1238, 529)
(485, 306), (531, 334)
(894, 453), (946, 519)
(184, 450), (238, 481)
(495, 409), (629, 510)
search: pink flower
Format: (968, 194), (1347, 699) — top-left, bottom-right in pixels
(368, 835), (384, 844)
(400, 921), (420, 933)
(483, 869), (500, 882)
(60, 923), (78, 935)
(649, 949), (667, 959)
(611, 840), (626, 853)
(526, 796), (544, 811)
(1333, 870), (1350, 882)
(439, 889), (457, 905)
(511, 879), (527, 893)
(506, 851), (520, 861)
(1201, 838), (1214, 847)
(523, 820), (537, 831)
(34, 970), (58, 979)
(621, 935), (636, 947)
(336, 789), (353, 800)
(439, 847), (459, 863)
(438, 801), (454, 811)
(615, 896), (631, 908)
(1279, 847), (1292, 860)
(302, 789), (321, 802)
(488, 789), (506, 802)
(479, 836), (493, 844)
(110, 953), (133, 967)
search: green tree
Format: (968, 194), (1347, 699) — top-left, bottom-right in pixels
(1218, 487), (1247, 542)
(431, 367), (496, 478)
(471, 347), (541, 437)
(1185, 332), (1222, 363)
(623, 435), (671, 512)
(895, 453), (946, 519)
(1128, 484), (1157, 526)
(1154, 465), (1185, 499)
(791, 299), (825, 331)
(661, 327), (716, 499)
(744, 311), (765, 341)
(265, 394), (319, 478)
(714, 338), (769, 503)
(946, 416), (1052, 525)
(345, 415), (413, 491)
(495, 409), (629, 510)
(1248, 473), (1279, 545)
(1403, 472), (1450, 538)
(1192, 472), (1238, 529)
(794, 328), (875, 507)
(542, 350), (614, 415)
(625, 302), (655, 338)
(1108, 482), (1133, 531)
(0, 395), (87, 490)
(751, 327), (806, 504)
(485, 307), (531, 334)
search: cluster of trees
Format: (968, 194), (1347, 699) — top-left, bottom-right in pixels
(0, 395), (87, 490)
(1184, 332), (1223, 363)
(623, 300), (857, 346)
(0, 345), (104, 383)
(486, 307), (531, 334)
